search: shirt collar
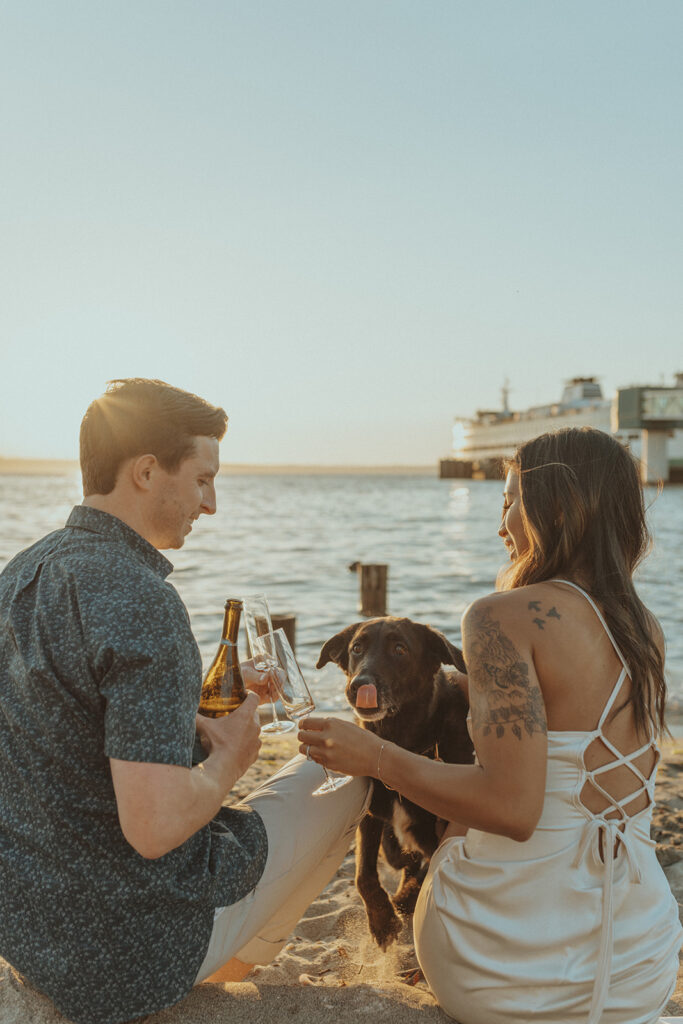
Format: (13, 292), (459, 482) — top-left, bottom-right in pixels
(66, 506), (174, 579)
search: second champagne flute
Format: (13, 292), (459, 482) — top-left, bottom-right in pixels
(242, 595), (294, 735)
(259, 628), (354, 795)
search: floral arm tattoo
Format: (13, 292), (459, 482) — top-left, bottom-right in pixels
(467, 606), (547, 741)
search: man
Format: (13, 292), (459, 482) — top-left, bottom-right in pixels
(0, 378), (368, 1024)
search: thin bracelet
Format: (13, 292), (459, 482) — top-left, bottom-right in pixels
(376, 742), (397, 792)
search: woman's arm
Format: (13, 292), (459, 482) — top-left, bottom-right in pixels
(299, 596), (548, 841)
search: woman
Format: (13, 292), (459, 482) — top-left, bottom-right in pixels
(299, 427), (682, 1024)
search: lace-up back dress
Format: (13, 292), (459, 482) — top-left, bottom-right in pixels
(413, 581), (682, 1024)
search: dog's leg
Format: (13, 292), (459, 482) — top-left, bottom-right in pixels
(356, 815), (403, 950)
(380, 826), (426, 917)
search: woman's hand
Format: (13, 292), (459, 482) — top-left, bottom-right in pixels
(297, 716), (382, 777)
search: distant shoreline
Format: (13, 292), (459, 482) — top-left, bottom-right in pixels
(0, 458), (438, 477)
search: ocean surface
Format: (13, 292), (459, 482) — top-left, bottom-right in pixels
(1, 471), (681, 715)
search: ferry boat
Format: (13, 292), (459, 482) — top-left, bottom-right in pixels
(441, 376), (683, 482)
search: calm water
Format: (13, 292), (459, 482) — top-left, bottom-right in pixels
(1, 472), (682, 714)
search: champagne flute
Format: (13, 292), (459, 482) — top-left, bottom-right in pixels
(256, 628), (354, 795)
(242, 595), (294, 735)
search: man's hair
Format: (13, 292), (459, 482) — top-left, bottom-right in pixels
(80, 378), (228, 495)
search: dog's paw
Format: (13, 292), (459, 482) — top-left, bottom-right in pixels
(368, 904), (403, 950)
(392, 878), (421, 917)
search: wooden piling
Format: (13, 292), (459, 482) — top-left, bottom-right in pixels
(271, 613), (297, 652)
(349, 562), (388, 617)
(245, 613), (297, 657)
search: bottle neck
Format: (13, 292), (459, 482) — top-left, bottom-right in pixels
(221, 599), (243, 645)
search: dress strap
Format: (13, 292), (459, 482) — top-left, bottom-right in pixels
(596, 668), (628, 731)
(552, 579), (657, 741)
(551, 580), (631, 677)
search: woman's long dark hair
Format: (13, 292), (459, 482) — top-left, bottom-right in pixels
(499, 427), (666, 737)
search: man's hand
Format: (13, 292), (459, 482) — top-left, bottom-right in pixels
(194, 691), (261, 777)
(241, 659), (276, 705)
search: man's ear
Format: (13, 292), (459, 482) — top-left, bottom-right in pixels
(131, 454), (159, 492)
(419, 624), (466, 674)
(316, 623), (365, 671)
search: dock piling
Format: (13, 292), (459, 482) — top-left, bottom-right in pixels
(349, 562), (388, 617)
(271, 613), (297, 652)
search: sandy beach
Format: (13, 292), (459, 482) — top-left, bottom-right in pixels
(2, 731), (682, 1024)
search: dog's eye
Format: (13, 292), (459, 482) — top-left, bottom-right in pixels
(351, 642), (363, 654)
(394, 643), (407, 656)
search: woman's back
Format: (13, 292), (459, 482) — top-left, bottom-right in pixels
(519, 578), (658, 817)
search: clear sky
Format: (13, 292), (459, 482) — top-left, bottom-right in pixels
(1, 1), (681, 464)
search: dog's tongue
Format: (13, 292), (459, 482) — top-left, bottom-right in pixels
(356, 683), (378, 709)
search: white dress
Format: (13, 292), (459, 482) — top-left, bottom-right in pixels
(413, 581), (682, 1024)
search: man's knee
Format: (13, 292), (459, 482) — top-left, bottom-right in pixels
(239, 755), (370, 846)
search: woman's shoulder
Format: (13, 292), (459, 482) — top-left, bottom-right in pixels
(461, 582), (590, 651)
(463, 580), (568, 619)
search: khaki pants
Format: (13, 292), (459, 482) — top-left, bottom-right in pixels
(194, 754), (370, 981)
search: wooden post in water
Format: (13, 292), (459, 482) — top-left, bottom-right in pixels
(246, 613), (296, 656)
(349, 562), (388, 617)
(271, 613), (297, 652)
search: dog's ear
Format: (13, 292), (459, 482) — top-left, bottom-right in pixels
(316, 623), (364, 671)
(420, 624), (466, 674)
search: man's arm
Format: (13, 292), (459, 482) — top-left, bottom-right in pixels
(110, 692), (261, 860)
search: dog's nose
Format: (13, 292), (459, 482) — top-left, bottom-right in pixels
(349, 673), (375, 696)
(349, 674), (379, 709)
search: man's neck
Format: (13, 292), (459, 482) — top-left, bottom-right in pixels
(82, 495), (158, 548)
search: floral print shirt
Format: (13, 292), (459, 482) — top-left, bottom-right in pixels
(0, 506), (267, 1024)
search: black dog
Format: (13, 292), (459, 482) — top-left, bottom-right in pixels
(317, 616), (474, 950)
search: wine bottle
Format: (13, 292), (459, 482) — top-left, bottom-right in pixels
(198, 599), (248, 718)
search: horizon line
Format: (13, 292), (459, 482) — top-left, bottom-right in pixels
(0, 456), (439, 477)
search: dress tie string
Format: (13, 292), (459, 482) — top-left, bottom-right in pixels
(572, 818), (642, 1024)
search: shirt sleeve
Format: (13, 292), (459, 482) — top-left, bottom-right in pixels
(83, 573), (202, 766)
